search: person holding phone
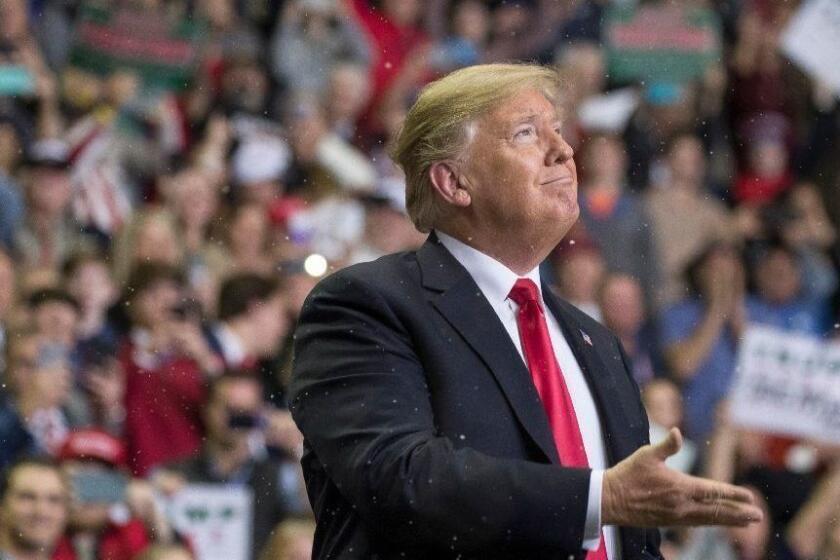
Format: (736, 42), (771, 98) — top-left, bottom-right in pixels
(52, 429), (175, 560)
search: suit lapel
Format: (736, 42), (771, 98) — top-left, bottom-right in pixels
(540, 285), (639, 466)
(417, 236), (561, 465)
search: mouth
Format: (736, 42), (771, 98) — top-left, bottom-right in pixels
(540, 175), (574, 186)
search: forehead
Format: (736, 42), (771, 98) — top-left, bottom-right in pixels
(482, 89), (561, 128)
(9, 465), (65, 494)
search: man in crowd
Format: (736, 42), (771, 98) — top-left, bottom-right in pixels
(159, 372), (309, 558)
(205, 273), (290, 372)
(0, 457), (69, 560)
(290, 63), (762, 559)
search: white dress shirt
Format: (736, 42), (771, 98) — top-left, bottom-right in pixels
(438, 232), (619, 560)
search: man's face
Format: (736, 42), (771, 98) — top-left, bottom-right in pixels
(206, 378), (263, 447)
(0, 465), (68, 553)
(250, 294), (290, 356)
(458, 89), (579, 244)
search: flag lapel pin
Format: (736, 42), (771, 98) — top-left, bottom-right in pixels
(580, 330), (593, 346)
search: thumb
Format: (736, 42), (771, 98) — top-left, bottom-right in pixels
(651, 427), (683, 461)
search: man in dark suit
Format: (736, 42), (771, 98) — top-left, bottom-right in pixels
(289, 63), (762, 559)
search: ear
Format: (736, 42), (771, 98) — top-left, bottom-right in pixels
(429, 161), (471, 208)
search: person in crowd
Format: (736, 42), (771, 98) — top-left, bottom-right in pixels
(323, 62), (373, 143)
(14, 140), (86, 272)
(0, 116), (28, 252)
(0, 457), (69, 560)
(746, 242), (833, 336)
(0, 250), (16, 375)
(550, 239), (605, 321)
(645, 133), (738, 307)
(27, 287), (79, 352)
(230, 135), (291, 208)
(271, 0), (371, 94)
(660, 242), (746, 441)
(118, 263), (212, 476)
(216, 201), (276, 276)
(598, 273), (661, 386)
(641, 379), (696, 475)
(157, 373), (309, 558)
(53, 429), (173, 560)
(0, 331), (87, 466)
(577, 134), (659, 303)
(346, 188), (425, 265)
(62, 251), (120, 370)
(111, 208), (184, 287)
(204, 273), (289, 372)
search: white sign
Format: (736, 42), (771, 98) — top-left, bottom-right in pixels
(167, 485), (253, 560)
(780, 0), (840, 96)
(730, 325), (840, 444)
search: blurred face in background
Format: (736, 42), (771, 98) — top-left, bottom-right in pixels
(32, 300), (78, 348)
(9, 337), (73, 411)
(668, 135), (705, 186)
(205, 377), (262, 449)
(0, 0), (27, 43)
(555, 249), (605, 304)
(0, 251), (14, 320)
(27, 168), (72, 219)
(133, 214), (182, 267)
(131, 279), (181, 329)
(749, 141), (788, 179)
(170, 169), (219, 231)
(0, 465), (68, 554)
(599, 275), (645, 336)
(382, 0), (421, 27)
(66, 260), (117, 318)
(327, 65), (372, 125)
(581, 135), (626, 185)
(754, 249), (800, 305)
(453, 0), (489, 43)
(250, 293), (290, 357)
(229, 204), (268, 258)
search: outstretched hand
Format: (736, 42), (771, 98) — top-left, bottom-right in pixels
(602, 428), (763, 528)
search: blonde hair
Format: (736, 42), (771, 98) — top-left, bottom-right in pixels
(390, 63), (562, 232)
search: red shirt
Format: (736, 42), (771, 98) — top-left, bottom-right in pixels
(120, 341), (207, 477)
(52, 519), (150, 560)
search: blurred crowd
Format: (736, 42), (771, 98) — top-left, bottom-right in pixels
(0, 0), (839, 559)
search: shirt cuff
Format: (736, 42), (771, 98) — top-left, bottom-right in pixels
(582, 469), (603, 551)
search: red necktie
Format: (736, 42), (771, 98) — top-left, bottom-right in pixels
(508, 279), (608, 560)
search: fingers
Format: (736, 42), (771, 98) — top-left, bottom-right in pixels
(680, 498), (764, 527)
(689, 477), (755, 505)
(652, 427), (683, 461)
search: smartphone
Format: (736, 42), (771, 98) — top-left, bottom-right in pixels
(71, 470), (128, 504)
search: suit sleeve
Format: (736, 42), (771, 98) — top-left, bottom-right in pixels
(289, 271), (592, 553)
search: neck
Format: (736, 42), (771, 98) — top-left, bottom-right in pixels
(206, 439), (251, 477)
(0, 534), (53, 560)
(437, 224), (556, 276)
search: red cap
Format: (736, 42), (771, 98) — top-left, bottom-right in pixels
(58, 429), (127, 467)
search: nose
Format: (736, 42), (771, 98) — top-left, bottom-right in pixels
(545, 128), (574, 167)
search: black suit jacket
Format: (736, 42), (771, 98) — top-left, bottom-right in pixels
(289, 235), (663, 559)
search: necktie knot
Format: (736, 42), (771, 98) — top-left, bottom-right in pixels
(508, 278), (541, 308)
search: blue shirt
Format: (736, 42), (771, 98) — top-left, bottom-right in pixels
(660, 299), (738, 441)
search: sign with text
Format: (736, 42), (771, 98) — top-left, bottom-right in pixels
(69, 2), (205, 91)
(167, 485), (252, 560)
(730, 326), (840, 444)
(781, 0), (840, 96)
(604, 4), (722, 84)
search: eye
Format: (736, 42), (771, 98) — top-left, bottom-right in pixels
(513, 125), (536, 140)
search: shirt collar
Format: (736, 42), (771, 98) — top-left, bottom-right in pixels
(436, 231), (543, 310)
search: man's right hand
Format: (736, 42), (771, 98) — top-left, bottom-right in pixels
(602, 428), (763, 528)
